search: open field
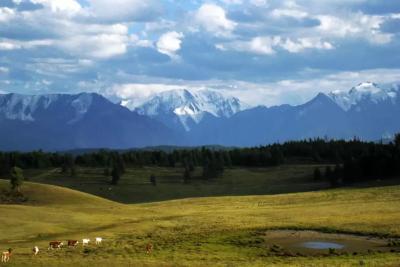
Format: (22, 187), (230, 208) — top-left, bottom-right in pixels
(23, 165), (329, 203)
(1, 178), (400, 266)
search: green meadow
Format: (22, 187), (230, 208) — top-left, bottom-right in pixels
(1, 166), (400, 266)
(23, 165), (328, 203)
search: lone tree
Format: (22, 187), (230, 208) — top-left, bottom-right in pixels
(395, 133), (400, 150)
(103, 167), (110, 177)
(150, 174), (156, 186)
(111, 166), (121, 185)
(10, 166), (24, 192)
(313, 167), (322, 180)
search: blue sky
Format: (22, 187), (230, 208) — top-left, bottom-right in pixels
(0, 0), (400, 106)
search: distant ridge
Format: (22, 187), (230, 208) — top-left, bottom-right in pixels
(1, 82), (399, 150)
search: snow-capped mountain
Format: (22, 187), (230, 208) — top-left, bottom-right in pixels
(328, 82), (398, 111)
(133, 89), (248, 131)
(187, 82), (400, 146)
(1, 81), (400, 150)
(0, 92), (179, 151)
(0, 93), (94, 124)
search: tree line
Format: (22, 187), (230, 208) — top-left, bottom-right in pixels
(1, 135), (400, 185)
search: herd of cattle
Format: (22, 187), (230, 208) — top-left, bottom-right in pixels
(1, 238), (154, 263)
(47, 237), (103, 250)
(1, 237), (104, 263)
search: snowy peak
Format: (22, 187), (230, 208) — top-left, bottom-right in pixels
(134, 89), (249, 131)
(328, 82), (398, 111)
(0, 92), (97, 123)
(134, 89), (248, 130)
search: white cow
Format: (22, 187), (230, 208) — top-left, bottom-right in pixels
(33, 246), (39, 256)
(1, 249), (12, 262)
(95, 237), (102, 245)
(82, 239), (90, 246)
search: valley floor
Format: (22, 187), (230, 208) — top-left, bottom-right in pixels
(0, 178), (400, 266)
(23, 165), (329, 203)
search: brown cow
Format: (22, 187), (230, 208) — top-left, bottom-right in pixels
(146, 243), (153, 254)
(67, 240), (79, 248)
(48, 241), (63, 250)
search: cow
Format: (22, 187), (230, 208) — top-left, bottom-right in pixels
(95, 237), (102, 245)
(32, 246), (39, 256)
(48, 241), (63, 250)
(82, 239), (90, 246)
(1, 248), (12, 262)
(67, 240), (79, 248)
(146, 243), (153, 254)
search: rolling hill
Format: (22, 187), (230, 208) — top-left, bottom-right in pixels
(1, 179), (400, 266)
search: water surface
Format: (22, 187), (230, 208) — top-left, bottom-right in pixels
(301, 241), (344, 250)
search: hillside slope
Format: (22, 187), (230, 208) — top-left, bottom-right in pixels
(1, 180), (400, 266)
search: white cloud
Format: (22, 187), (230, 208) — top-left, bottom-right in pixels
(0, 39), (54, 50)
(85, 0), (160, 22)
(130, 34), (153, 48)
(30, 0), (81, 15)
(220, 0), (243, 5)
(217, 36), (278, 54)
(217, 36), (333, 55)
(317, 14), (393, 44)
(0, 7), (15, 22)
(0, 67), (9, 74)
(60, 34), (128, 59)
(156, 31), (184, 58)
(280, 38), (334, 53)
(271, 8), (308, 19)
(250, 0), (268, 7)
(194, 4), (237, 37)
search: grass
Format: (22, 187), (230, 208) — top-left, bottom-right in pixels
(24, 165), (329, 203)
(1, 177), (400, 266)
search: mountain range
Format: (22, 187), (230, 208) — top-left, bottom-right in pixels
(0, 82), (399, 151)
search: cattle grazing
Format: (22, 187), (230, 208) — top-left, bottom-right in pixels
(82, 238), (90, 246)
(32, 246), (39, 256)
(48, 241), (63, 250)
(1, 248), (12, 262)
(146, 243), (153, 254)
(67, 240), (79, 248)
(95, 237), (102, 245)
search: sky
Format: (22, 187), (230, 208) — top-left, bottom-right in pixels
(0, 0), (400, 107)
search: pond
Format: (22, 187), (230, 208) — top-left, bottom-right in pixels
(300, 241), (345, 250)
(263, 230), (398, 255)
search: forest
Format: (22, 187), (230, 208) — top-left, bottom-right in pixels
(1, 134), (399, 186)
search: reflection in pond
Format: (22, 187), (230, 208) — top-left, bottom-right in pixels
(301, 241), (345, 250)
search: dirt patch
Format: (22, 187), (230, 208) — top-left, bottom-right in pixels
(264, 230), (400, 256)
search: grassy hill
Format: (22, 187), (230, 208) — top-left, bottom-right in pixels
(23, 165), (329, 203)
(1, 179), (400, 266)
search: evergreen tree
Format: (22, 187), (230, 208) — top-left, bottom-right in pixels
(10, 166), (24, 192)
(325, 166), (332, 179)
(313, 167), (322, 180)
(395, 133), (400, 150)
(183, 168), (191, 183)
(150, 174), (157, 186)
(111, 165), (121, 185)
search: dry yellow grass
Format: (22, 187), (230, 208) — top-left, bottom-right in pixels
(1, 179), (400, 266)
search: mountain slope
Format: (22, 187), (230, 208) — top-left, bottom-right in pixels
(0, 93), (179, 151)
(1, 81), (400, 150)
(328, 82), (400, 140)
(328, 82), (398, 111)
(189, 93), (351, 146)
(133, 89), (248, 131)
